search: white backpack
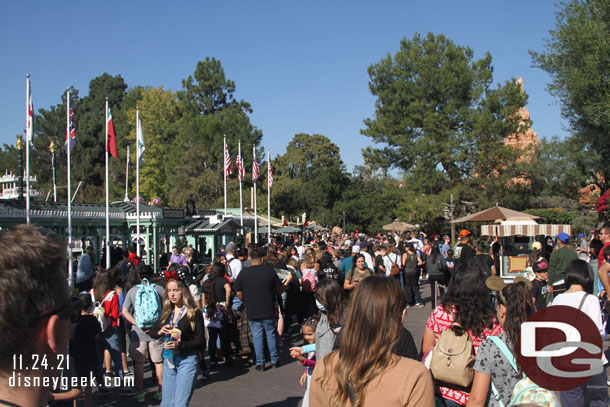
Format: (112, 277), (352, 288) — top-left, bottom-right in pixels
(90, 290), (115, 331)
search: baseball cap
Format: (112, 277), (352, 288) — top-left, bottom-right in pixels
(351, 245), (360, 254)
(578, 233), (585, 239)
(532, 241), (542, 251)
(533, 260), (549, 274)
(359, 241), (369, 249)
(556, 232), (570, 243)
(458, 229), (471, 238)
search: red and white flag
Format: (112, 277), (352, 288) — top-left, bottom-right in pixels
(106, 106), (118, 158)
(252, 158), (260, 182)
(224, 145), (233, 179)
(268, 160), (273, 188)
(236, 153), (245, 182)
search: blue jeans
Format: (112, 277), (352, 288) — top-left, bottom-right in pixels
(161, 353), (199, 407)
(96, 326), (124, 385)
(248, 318), (279, 366)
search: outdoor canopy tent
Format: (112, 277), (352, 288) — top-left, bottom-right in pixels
(452, 205), (540, 223)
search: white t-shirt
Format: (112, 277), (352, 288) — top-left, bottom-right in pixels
(226, 254), (243, 281)
(552, 291), (607, 363)
(383, 253), (401, 277)
(408, 238), (424, 252)
(296, 245), (306, 261)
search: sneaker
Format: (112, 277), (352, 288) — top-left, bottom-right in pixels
(97, 386), (111, 396)
(255, 364), (265, 372)
(416, 303), (425, 308)
(124, 369), (134, 377)
(154, 391), (162, 401)
(272, 361), (281, 369)
(136, 393), (145, 403)
(118, 387), (138, 397)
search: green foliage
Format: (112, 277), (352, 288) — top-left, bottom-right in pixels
(530, 0), (610, 187)
(362, 32), (527, 191)
(178, 57), (251, 116)
(272, 133), (349, 222)
(524, 208), (574, 224)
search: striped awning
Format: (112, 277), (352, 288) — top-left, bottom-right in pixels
(481, 224), (572, 237)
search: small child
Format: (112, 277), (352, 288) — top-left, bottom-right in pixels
(530, 260), (550, 311)
(69, 293), (102, 407)
(202, 278), (224, 369)
(289, 317), (318, 407)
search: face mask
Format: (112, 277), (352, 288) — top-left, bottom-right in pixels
(315, 299), (326, 312)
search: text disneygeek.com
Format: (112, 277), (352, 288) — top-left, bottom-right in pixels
(9, 372), (134, 390)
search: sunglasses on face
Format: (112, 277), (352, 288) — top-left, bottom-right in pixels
(31, 296), (83, 325)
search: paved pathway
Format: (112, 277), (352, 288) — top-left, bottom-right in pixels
(87, 281), (437, 407)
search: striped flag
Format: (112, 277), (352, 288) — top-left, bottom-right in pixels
(224, 145), (233, 179)
(65, 109), (76, 153)
(268, 160), (273, 188)
(236, 153), (245, 181)
(106, 106), (118, 158)
(26, 78), (34, 145)
(252, 158), (260, 182)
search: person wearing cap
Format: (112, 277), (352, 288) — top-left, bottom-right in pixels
(225, 242), (242, 281)
(359, 241), (375, 270)
(530, 260), (550, 311)
(548, 233), (578, 285)
(454, 229), (475, 270)
(576, 233), (589, 262)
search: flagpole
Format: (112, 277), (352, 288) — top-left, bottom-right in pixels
(25, 74), (31, 224)
(51, 147), (57, 202)
(66, 88), (74, 289)
(105, 98), (111, 269)
(223, 135), (227, 217)
(238, 140), (243, 228)
(253, 145), (258, 244)
(136, 107), (141, 258)
(124, 144), (130, 202)
(267, 149), (271, 244)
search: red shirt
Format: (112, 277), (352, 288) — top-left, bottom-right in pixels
(92, 289), (121, 327)
(128, 252), (141, 265)
(426, 304), (502, 405)
(599, 242), (610, 269)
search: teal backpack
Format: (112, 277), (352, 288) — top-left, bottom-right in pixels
(489, 336), (558, 407)
(134, 278), (162, 329)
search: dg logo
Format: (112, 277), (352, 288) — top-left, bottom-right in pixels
(517, 305), (604, 391)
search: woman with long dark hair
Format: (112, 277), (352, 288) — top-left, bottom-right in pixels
(343, 254), (373, 291)
(402, 243), (424, 307)
(467, 280), (540, 407)
(422, 264), (502, 406)
(310, 275), (434, 407)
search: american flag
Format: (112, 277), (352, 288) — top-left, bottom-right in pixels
(65, 108), (76, 153)
(268, 160), (273, 188)
(236, 153), (245, 182)
(224, 145), (233, 179)
(252, 158), (260, 182)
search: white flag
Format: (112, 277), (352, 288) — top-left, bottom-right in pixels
(137, 114), (145, 164)
(26, 77), (34, 145)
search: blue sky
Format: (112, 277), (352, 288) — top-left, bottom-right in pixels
(1, 1), (565, 172)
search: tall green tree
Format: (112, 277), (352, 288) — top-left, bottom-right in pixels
(71, 74), (128, 202)
(530, 0), (610, 188)
(362, 32), (527, 191)
(178, 57), (251, 116)
(272, 134), (349, 222)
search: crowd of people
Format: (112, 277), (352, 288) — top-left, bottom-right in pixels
(1, 224), (610, 407)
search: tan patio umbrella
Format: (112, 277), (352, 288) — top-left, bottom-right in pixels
(382, 221), (417, 232)
(452, 205), (540, 223)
